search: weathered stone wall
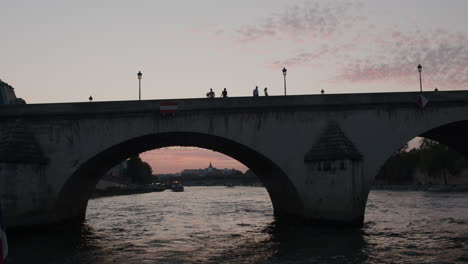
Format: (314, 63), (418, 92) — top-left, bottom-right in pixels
(0, 163), (52, 226)
(0, 91), (467, 228)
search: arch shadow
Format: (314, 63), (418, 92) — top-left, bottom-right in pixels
(420, 120), (468, 157)
(57, 132), (303, 223)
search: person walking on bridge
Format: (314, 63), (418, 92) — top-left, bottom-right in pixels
(221, 88), (228, 98)
(264, 87), (268, 96)
(253, 86), (259, 97)
(206, 88), (215, 98)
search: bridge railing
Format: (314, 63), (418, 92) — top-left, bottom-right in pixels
(0, 90), (468, 118)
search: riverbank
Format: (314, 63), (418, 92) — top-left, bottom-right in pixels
(91, 187), (153, 199)
(372, 184), (468, 192)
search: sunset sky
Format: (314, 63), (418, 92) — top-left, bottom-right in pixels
(2, 1), (467, 173)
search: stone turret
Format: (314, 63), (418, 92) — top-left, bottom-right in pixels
(303, 121), (366, 226)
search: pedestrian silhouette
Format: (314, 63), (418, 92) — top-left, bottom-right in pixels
(264, 87), (268, 96)
(206, 88), (215, 98)
(253, 86), (259, 97)
(89, 96), (93, 102)
(434, 87), (438, 92)
(221, 88), (228, 98)
(321, 89), (324, 94)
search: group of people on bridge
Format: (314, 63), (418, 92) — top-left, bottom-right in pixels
(206, 86), (268, 98)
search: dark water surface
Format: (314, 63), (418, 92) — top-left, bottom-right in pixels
(6, 187), (468, 263)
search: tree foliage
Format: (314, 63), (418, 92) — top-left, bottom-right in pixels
(376, 139), (468, 184)
(125, 155), (153, 185)
(418, 138), (468, 175)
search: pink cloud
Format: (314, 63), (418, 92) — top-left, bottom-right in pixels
(191, 1), (467, 90)
(270, 24), (467, 89)
(271, 43), (354, 68)
(235, 1), (364, 43)
(338, 29), (468, 89)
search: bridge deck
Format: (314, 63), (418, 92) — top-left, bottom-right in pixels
(0, 91), (467, 117)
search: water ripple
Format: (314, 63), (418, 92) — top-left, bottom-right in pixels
(5, 187), (468, 264)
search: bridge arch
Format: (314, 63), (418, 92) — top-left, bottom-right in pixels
(420, 120), (468, 157)
(56, 132), (303, 224)
(373, 119), (468, 185)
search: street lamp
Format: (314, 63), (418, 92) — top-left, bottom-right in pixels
(137, 71), (142, 100)
(417, 64), (422, 93)
(282, 67), (287, 96)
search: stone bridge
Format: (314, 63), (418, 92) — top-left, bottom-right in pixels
(0, 91), (467, 228)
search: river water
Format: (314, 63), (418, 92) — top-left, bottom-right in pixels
(6, 187), (468, 264)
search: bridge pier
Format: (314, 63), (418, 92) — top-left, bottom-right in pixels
(1, 92), (468, 230)
(0, 121), (372, 229)
(297, 122), (369, 227)
(0, 163), (59, 228)
(297, 160), (370, 227)
(1, 161), (372, 229)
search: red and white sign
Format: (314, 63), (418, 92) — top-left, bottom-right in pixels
(416, 95), (429, 109)
(160, 102), (178, 114)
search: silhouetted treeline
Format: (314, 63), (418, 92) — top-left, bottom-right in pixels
(376, 139), (468, 185)
(123, 155), (153, 185)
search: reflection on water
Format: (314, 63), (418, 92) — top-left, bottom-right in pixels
(6, 187), (468, 264)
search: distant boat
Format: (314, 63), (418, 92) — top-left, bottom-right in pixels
(171, 181), (184, 192)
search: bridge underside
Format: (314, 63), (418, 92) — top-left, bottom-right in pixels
(421, 120), (468, 157)
(57, 132), (304, 225)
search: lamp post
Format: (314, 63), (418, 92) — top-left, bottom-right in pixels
(137, 71), (142, 100)
(282, 67), (287, 96)
(417, 64), (422, 93)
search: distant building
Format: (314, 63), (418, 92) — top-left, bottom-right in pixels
(0, 79), (26, 104)
(180, 162), (241, 177)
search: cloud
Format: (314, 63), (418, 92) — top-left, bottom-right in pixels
(338, 29), (468, 89)
(260, 3), (467, 89)
(236, 1), (364, 43)
(193, 1), (467, 89)
(272, 43), (355, 67)
(273, 47), (323, 66)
